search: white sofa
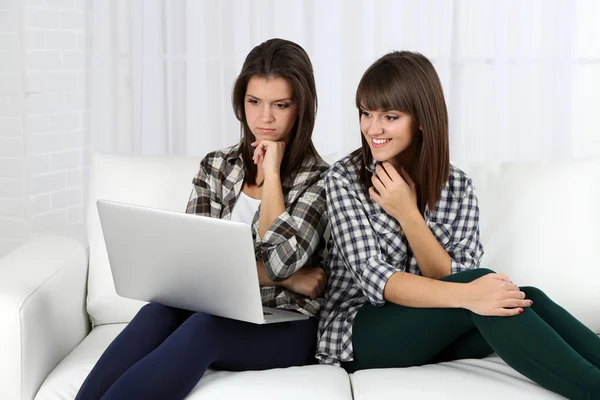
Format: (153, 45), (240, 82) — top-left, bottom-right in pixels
(1, 152), (599, 400)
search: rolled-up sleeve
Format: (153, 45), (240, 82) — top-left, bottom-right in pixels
(325, 164), (399, 306)
(259, 177), (328, 281)
(447, 180), (484, 274)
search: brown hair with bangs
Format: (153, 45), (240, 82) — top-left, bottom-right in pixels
(355, 51), (450, 214)
(232, 38), (319, 186)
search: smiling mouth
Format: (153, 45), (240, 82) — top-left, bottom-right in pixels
(371, 137), (391, 147)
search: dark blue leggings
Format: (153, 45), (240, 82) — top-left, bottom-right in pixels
(75, 303), (318, 400)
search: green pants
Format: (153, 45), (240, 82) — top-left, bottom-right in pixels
(346, 268), (600, 400)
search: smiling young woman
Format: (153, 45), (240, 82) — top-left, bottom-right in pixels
(316, 51), (600, 400)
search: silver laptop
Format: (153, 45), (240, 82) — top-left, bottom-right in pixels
(96, 199), (308, 324)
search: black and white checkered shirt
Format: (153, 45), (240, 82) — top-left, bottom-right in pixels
(186, 144), (329, 317)
(316, 152), (484, 364)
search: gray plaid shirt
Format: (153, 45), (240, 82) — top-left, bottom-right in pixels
(186, 144), (329, 317)
(316, 152), (484, 364)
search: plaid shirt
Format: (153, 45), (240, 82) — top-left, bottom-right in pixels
(316, 152), (484, 364)
(186, 144), (329, 317)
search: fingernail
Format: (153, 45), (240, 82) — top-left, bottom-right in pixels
(519, 308), (524, 314)
(530, 300), (533, 306)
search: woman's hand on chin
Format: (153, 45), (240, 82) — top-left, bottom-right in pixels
(252, 139), (285, 177)
(369, 162), (419, 224)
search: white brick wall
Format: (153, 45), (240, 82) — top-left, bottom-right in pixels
(0, 0), (91, 257)
(0, 0), (27, 257)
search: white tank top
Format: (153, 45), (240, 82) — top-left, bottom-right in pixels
(230, 191), (261, 226)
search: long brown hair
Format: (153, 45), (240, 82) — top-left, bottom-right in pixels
(355, 51), (450, 213)
(232, 38), (319, 185)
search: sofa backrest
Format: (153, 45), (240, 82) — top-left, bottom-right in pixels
(87, 153), (600, 334)
(457, 157), (600, 333)
(87, 153), (202, 326)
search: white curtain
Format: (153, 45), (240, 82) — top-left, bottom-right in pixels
(90, 0), (600, 162)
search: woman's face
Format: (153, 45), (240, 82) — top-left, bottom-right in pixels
(244, 76), (298, 144)
(360, 107), (418, 164)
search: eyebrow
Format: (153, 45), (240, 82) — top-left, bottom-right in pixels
(246, 94), (293, 103)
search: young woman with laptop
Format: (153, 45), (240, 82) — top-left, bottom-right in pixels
(76, 38), (329, 400)
(316, 50), (600, 399)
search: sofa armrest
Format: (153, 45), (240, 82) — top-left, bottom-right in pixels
(0, 233), (91, 400)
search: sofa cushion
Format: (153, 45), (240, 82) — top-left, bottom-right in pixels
(35, 324), (353, 400)
(87, 153), (203, 326)
(349, 355), (566, 399)
(458, 157), (600, 333)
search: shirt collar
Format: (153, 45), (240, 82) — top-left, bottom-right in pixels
(226, 143), (243, 164)
(367, 157), (378, 174)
